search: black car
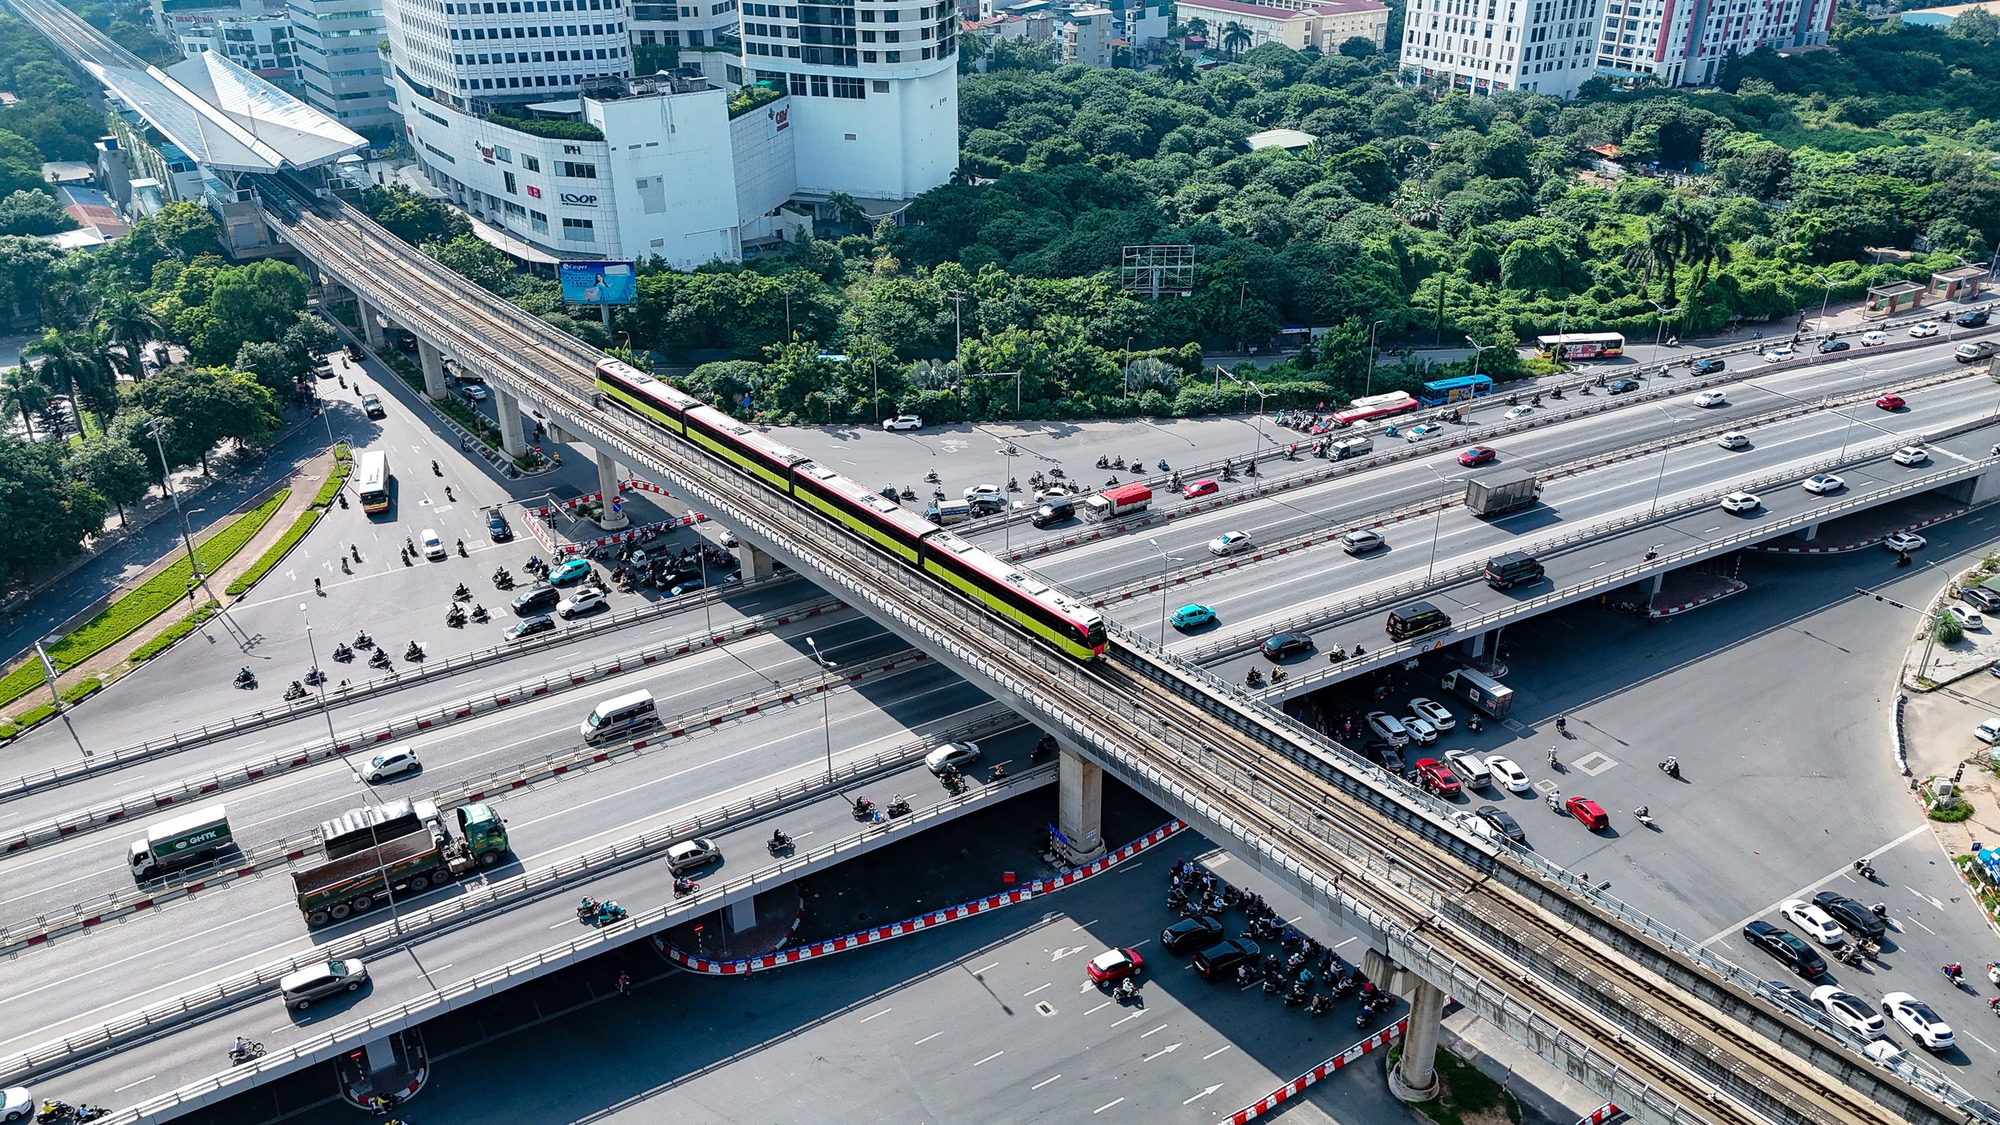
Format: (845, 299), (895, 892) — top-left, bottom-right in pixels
(1606, 378), (1640, 394)
(504, 614), (555, 642)
(1961, 587), (2000, 613)
(1475, 804), (1526, 844)
(512, 583), (561, 614)
(1689, 357), (1726, 375)
(1031, 501), (1075, 528)
(1261, 632), (1313, 661)
(1957, 308), (1991, 328)
(1811, 891), (1888, 940)
(488, 513), (513, 542)
(1743, 920), (1827, 978)
(969, 497), (1006, 517)
(1160, 915), (1226, 954)
(1192, 937), (1260, 980)
(1817, 338), (1851, 353)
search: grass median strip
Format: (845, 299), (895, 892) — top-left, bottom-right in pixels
(0, 490), (289, 717)
(226, 509), (324, 597)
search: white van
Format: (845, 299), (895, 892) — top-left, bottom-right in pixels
(580, 689), (658, 744)
(1443, 749), (1492, 789)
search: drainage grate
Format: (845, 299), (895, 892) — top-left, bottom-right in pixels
(1035, 1001), (1057, 1017)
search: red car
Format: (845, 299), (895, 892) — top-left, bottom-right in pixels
(1458, 446), (1496, 467)
(1876, 393), (1906, 411)
(1086, 947), (1144, 984)
(1565, 796), (1610, 830)
(1182, 478), (1220, 499)
(1413, 758), (1462, 797)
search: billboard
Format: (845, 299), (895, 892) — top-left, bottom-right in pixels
(559, 260), (637, 306)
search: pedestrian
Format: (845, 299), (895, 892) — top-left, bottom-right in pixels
(617, 970), (632, 996)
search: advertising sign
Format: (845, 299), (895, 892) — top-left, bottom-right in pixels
(559, 260), (637, 306)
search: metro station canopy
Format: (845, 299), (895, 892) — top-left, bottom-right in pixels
(86, 51), (366, 175)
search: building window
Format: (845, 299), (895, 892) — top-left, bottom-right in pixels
(503, 170), (517, 192)
(523, 154), (541, 170)
(789, 72), (807, 93)
(562, 217), (596, 241)
(530, 208), (549, 232)
(862, 48), (876, 59)
(831, 75), (864, 97)
(557, 160), (598, 177)
(872, 78), (888, 91)
(810, 73), (829, 95)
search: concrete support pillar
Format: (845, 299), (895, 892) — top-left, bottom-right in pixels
(359, 302), (386, 347)
(742, 544), (777, 581)
(1388, 978), (1448, 1103)
(1461, 631), (1488, 659)
(416, 339), (448, 400)
(596, 451), (629, 530)
(727, 895), (756, 933)
(492, 387), (530, 458)
(1644, 573), (1664, 596)
(1797, 522), (1819, 542)
(1054, 749), (1106, 864)
(550, 423), (577, 444)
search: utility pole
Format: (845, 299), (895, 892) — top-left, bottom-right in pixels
(944, 289), (968, 359)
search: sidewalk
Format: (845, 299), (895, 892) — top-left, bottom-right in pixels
(1, 446), (336, 725)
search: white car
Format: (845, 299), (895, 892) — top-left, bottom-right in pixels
(1485, 754), (1532, 793)
(421, 528), (446, 559)
(1861, 330), (1889, 346)
(1976, 717), (2000, 745)
(1409, 697), (1455, 730)
(1, 1088), (29, 1123)
(1762, 346), (1796, 363)
(1801, 474), (1844, 494)
(925, 740), (981, 774)
(1883, 531), (1926, 552)
(1779, 900), (1846, 947)
(1694, 391), (1728, 407)
(1366, 711), (1409, 747)
(1505, 405), (1535, 420)
(556, 589), (606, 618)
(1909, 322), (1941, 338)
(882, 414), (923, 431)
(1404, 423), (1440, 442)
(964, 484), (1003, 504)
(1208, 531), (1254, 556)
(1716, 431), (1749, 450)
(1882, 992), (1954, 1051)
(664, 837), (722, 874)
(1400, 715), (1440, 746)
(360, 746), (420, 782)
(461, 384), (488, 402)
(1811, 986), (1885, 1037)
(1720, 492), (1761, 513)
(1891, 446), (1928, 466)
(1948, 604), (1984, 630)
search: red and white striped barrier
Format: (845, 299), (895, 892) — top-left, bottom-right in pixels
(1751, 506), (1969, 554)
(1224, 1018), (1409, 1124)
(661, 821), (1187, 974)
(1576, 1101), (1627, 1125)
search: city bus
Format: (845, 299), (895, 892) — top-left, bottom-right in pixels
(1331, 391), (1420, 427)
(353, 450), (392, 515)
(1534, 333), (1625, 360)
(1419, 374), (1493, 406)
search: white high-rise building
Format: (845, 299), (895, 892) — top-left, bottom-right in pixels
(1399, 0), (1602, 97)
(1594, 0), (1832, 87)
(382, 0), (953, 260)
(288, 0), (399, 130)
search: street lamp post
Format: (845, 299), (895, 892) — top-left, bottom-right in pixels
(997, 443), (1019, 555)
(1464, 335), (1493, 384)
(1146, 537), (1182, 645)
(1366, 319), (1385, 396)
(805, 636), (837, 782)
(1650, 407), (1683, 514)
(146, 419), (222, 611)
(687, 508), (715, 642)
(33, 636), (89, 761)
(1813, 272), (1834, 332)
(1647, 300), (1680, 364)
(1421, 464), (1452, 581)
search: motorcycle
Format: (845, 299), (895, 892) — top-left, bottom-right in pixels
(1853, 859), (1878, 881)
(283, 681), (308, 701)
(1245, 669), (1265, 688)
(234, 668), (256, 688)
(768, 832), (794, 856)
(1032, 734), (1057, 763)
(369, 650), (392, 669)
(229, 1041), (266, 1065)
(354, 630), (374, 649)
(332, 643), (353, 662)
(1114, 977), (1142, 1004)
(446, 607), (466, 627)
(925, 469), (941, 484)
(304, 667), (326, 686)
(431, 460), (441, 476)
(900, 487), (918, 501)
(587, 899), (628, 926)
(1096, 456), (1110, 469)
(886, 796), (912, 818)
(1467, 714), (1483, 733)
(454, 583), (471, 601)
(38, 1100), (77, 1124)
(673, 877), (698, 898)
(852, 798), (876, 821)
(1308, 993), (1332, 1016)
(405, 642), (425, 661)
(470, 604), (489, 623)
(1285, 982), (1310, 1006)
(494, 568), (515, 589)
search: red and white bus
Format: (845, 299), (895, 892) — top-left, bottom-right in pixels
(1331, 391), (1420, 427)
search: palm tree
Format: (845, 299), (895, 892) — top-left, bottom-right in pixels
(99, 294), (165, 382)
(1220, 21), (1252, 58)
(0, 366), (50, 440)
(1182, 16), (1208, 40)
(1158, 52), (1196, 83)
(24, 328), (117, 425)
(1677, 206), (1728, 292)
(1393, 190), (1443, 229)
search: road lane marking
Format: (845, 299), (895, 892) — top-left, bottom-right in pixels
(1093, 1098), (1124, 1113)
(974, 1050), (1005, 1066)
(1112, 1010), (1145, 1026)
(972, 962), (1000, 974)
(113, 1076), (156, 1092)
(1184, 1084), (1222, 1104)
(1139, 1024), (1169, 1038)
(1024, 983), (1051, 996)
(860, 1009), (892, 1023)
(1204, 1045), (1233, 1060)
(1086, 1001), (1111, 1014)
(1031, 1074), (1062, 1090)
(1071, 920), (1098, 930)
(1700, 823), (1932, 946)
(914, 1032), (942, 1046)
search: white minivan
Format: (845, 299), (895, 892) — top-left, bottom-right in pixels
(581, 689), (659, 744)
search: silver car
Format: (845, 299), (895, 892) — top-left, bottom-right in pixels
(280, 959), (369, 1009)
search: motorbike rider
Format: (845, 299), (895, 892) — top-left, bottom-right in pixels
(1547, 747), (1559, 768)
(233, 1035), (251, 1057)
(1946, 962), (1964, 983)
(238, 666), (253, 681)
(674, 876), (696, 895)
(772, 827), (791, 850)
(1634, 805), (1650, 820)
(1662, 756), (1680, 777)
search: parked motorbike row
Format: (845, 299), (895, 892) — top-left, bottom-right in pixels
(1170, 861), (1391, 1026)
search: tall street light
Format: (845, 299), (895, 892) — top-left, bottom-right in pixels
(1421, 464), (1454, 581)
(1146, 537), (1182, 645)
(1650, 406), (1685, 514)
(1647, 299), (1680, 362)
(145, 418), (223, 612)
(1366, 319), (1385, 396)
(1813, 272), (1834, 332)
(1464, 335), (1494, 384)
(997, 442), (1020, 556)
(33, 635), (89, 761)
(804, 636), (837, 783)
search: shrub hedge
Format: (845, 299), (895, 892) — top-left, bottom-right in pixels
(225, 509), (323, 597)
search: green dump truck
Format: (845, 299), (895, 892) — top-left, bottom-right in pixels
(293, 801), (508, 927)
(127, 804), (233, 880)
